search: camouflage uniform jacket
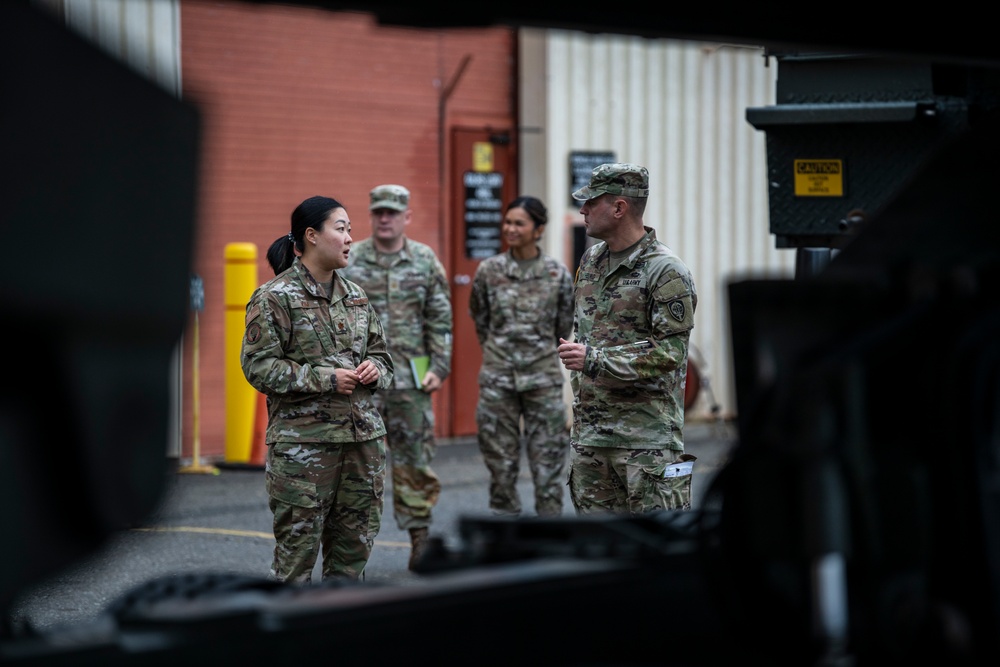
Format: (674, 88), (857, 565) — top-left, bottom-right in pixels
(469, 247), (574, 392)
(570, 226), (697, 450)
(241, 258), (394, 444)
(342, 237), (452, 389)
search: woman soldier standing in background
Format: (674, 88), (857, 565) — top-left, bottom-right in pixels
(469, 196), (574, 517)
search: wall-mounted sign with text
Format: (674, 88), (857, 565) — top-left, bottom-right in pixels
(464, 170), (504, 259)
(569, 150), (615, 206)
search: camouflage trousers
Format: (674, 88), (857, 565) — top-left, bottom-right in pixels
(265, 437), (385, 583)
(475, 383), (569, 516)
(372, 388), (441, 531)
(567, 443), (696, 515)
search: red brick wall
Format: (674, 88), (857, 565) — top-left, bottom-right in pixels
(180, 0), (515, 460)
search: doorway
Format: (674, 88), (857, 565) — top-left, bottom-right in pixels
(447, 126), (516, 437)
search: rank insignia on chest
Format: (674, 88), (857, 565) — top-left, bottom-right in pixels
(336, 321), (347, 334)
(668, 300), (686, 321)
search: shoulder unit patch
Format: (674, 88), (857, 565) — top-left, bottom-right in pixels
(246, 322), (262, 344)
(668, 300), (686, 322)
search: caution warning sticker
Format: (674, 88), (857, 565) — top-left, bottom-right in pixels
(794, 159), (844, 197)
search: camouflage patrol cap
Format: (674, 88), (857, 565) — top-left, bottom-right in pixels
(572, 163), (649, 201)
(369, 184), (410, 211)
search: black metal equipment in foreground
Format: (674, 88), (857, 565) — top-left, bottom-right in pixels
(0, 512), (726, 666)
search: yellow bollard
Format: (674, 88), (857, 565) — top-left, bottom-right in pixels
(224, 242), (259, 464)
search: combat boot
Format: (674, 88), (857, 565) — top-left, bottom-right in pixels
(408, 527), (429, 571)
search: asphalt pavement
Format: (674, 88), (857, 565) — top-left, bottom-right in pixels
(7, 419), (737, 633)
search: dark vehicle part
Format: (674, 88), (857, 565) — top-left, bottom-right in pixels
(0, 1), (199, 626)
(747, 52), (1000, 251)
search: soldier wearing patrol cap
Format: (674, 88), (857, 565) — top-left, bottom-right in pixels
(557, 163), (698, 515)
(342, 183), (453, 570)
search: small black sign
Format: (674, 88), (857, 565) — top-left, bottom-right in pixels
(569, 150), (615, 206)
(190, 274), (204, 312)
(464, 171), (504, 259)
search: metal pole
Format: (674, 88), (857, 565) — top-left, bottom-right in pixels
(180, 284), (218, 475)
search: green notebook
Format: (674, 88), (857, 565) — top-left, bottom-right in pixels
(409, 355), (430, 387)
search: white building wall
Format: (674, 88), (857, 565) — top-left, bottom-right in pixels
(522, 28), (797, 420)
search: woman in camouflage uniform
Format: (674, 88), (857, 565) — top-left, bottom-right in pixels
(242, 196), (394, 582)
(469, 196), (574, 516)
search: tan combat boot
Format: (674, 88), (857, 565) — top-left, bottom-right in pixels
(408, 527), (429, 571)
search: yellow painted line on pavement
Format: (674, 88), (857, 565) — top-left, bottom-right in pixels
(133, 526), (273, 539)
(132, 526), (410, 548)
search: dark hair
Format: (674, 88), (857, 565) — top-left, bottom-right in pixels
(624, 195), (648, 217)
(506, 196), (548, 228)
(266, 195), (346, 275)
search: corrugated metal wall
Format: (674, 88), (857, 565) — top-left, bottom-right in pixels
(522, 29), (796, 419)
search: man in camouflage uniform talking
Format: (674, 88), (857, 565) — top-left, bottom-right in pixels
(342, 184), (453, 569)
(557, 163), (698, 515)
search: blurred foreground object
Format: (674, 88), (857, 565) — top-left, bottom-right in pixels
(0, 2), (200, 620)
